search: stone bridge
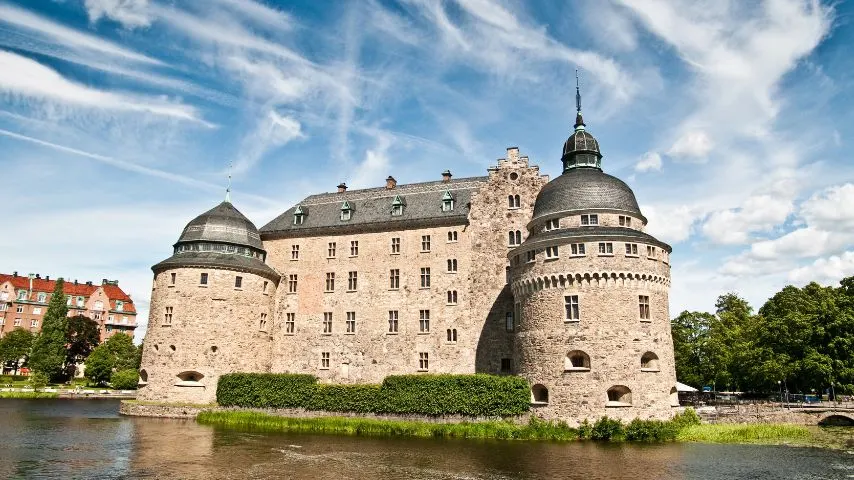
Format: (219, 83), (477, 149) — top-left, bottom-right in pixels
(699, 404), (854, 425)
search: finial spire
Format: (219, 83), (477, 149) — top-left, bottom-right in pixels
(225, 162), (232, 203)
(574, 69), (585, 131)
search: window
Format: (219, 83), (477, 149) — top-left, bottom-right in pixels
(420, 268), (431, 288)
(391, 195), (404, 216)
(447, 259), (458, 272)
(340, 201), (352, 221)
(641, 352), (660, 371)
(32, 307), (42, 315)
(531, 384), (549, 403)
(14, 318), (21, 326)
(200, 273), (208, 285)
(16, 305), (23, 313)
(607, 386), (632, 406)
(288, 274), (298, 293)
(388, 310), (398, 333)
(108, 315), (114, 322)
(505, 311), (514, 332)
(526, 250), (536, 263)
(565, 350), (590, 371)
(447, 290), (458, 304)
(321, 352), (330, 369)
(0, 317), (4, 323)
(419, 310), (430, 333)
(581, 214), (599, 226)
(389, 269), (400, 289)
(116, 301), (124, 312)
(508, 194), (521, 209)
(346, 311), (356, 333)
(122, 316), (128, 324)
(639, 295), (650, 320)
(0, 292), (6, 301)
(323, 312), (332, 334)
(509, 230), (522, 246)
(619, 215), (632, 227)
(259, 313), (268, 331)
(446, 328), (458, 343)
(421, 235), (431, 252)
(598, 242), (614, 255)
(391, 237), (401, 254)
(545, 246), (559, 259)
(545, 219), (559, 231)
(291, 245), (299, 260)
(0, 305), (5, 312)
(565, 295), (579, 322)
(234, 276), (243, 288)
(441, 191), (454, 211)
(350, 240), (359, 256)
(263, 281), (269, 293)
(500, 358), (513, 374)
(570, 243), (586, 256)
(171, 273), (177, 285)
(447, 231), (458, 242)
(294, 213), (304, 225)
(37, 292), (46, 303)
(647, 246), (657, 259)
(76, 296), (84, 307)
(17, 290), (27, 300)
(348, 271), (358, 291)
(625, 243), (639, 256)
(31, 320), (38, 328)
(328, 242), (337, 258)
(93, 300), (103, 311)
(285, 313), (295, 334)
(66, 295), (72, 305)
(418, 352), (429, 371)
(94, 312), (101, 320)
(325, 273), (335, 292)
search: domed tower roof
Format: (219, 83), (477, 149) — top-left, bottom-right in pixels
(176, 201), (263, 250)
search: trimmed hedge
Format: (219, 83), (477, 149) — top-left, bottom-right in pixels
(0, 375), (29, 383)
(216, 373), (530, 416)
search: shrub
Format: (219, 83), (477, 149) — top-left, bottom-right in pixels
(305, 384), (382, 413)
(577, 419), (593, 439)
(0, 375), (28, 383)
(671, 408), (702, 429)
(625, 418), (677, 441)
(29, 372), (49, 391)
(111, 369), (139, 390)
(217, 373), (317, 408)
(591, 416), (624, 441)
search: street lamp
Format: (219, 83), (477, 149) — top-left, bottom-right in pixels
(777, 380), (782, 409)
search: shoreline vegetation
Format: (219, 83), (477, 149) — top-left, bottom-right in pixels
(0, 391), (59, 399)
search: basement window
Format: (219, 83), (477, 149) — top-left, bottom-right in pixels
(606, 386), (633, 407)
(175, 371), (204, 387)
(531, 384), (549, 404)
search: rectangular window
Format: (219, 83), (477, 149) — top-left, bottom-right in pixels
(420, 268), (431, 288)
(200, 273), (208, 285)
(619, 215), (632, 227)
(328, 242), (336, 258)
(571, 243), (586, 256)
(259, 313), (268, 331)
(625, 243), (639, 256)
(234, 276), (243, 288)
(294, 213), (304, 225)
(263, 281), (269, 293)
(288, 274), (298, 293)
(598, 242), (614, 255)
(500, 358), (513, 374)
(581, 214), (599, 226)
(389, 269), (400, 289)
(565, 295), (580, 322)
(526, 250), (536, 263)
(447, 259), (458, 272)
(447, 231), (458, 242)
(348, 271), (358, 291)
(350, 240), (359, 256)
(321, 352), (330, 369)
(391, 237), (401, 254)
(647, 246), (657, 259)
(545, 246), (559, 259)
(639, 295), (651, 320)
(14, 318), (21, 327)
(341, 210), (351, 221)
(421, 235), (431, 252)
(0, 304), (6, 312)
(447, 290), (458, 304)
(346, 311), (356, 333)
(505, 311), (514, 332)
(545, 219), (560, 231)
(291, 244), (300, 260)
(446, 328), (458, 343)
(16, 305), (24, 313)
(392, 204), (403, 216)
(94, 312), (101, 320)
(170, 273), (176, 285)
(31, 320), (38, 328)
(116, 301), (124, 312)
(419, 352), (429, 370)
(285, 313), (295, 334)
(442, 199), (454, 211)
(388, 310), (398, 333)
(325, 273), (335, 292)
(419, 309), (430, 333)
(323, 312), (332, 334)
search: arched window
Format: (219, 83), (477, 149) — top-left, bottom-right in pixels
(175, 371), (204, 387)
(564, 350), (590, 371)
(447, 290), (458, 304)
(531, 384), (549, 404)
(509, 230), (522, 246)
(670, 386), (680, 407)
(606, 386), (632, 406)
(508, 194), (521, 209)
(446, 328), (457, 342)
(641, 352), (660, 371)
(138, 369), (148, 386)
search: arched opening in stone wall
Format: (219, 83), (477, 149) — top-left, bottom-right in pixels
(641, 352), (660, 371)
(606, 386), (632, 407)
(819, 415), (854, 426)
(564, 350), (590, 371)
(175, 371), (205, 387)
(531, 384), (549, 404)
(670, 386), (680, 407)
(138, 369), (148, 386)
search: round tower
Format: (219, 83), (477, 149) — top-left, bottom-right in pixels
(138, 199), (280, 404)
(509, 106), (677, 424)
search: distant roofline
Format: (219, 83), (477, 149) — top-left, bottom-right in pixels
(297, 176), (489, 206)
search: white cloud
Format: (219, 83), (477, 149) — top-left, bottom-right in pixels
(788, 251), (854, 285)
(349, 132), (393, 189)
(642, 204), (700, 244)
(667, 130), (712, 160)
(84, 0), (153, 29)
(233, 111), (304, 174)
(701, 193), (794, 245)
(208, 0), (294, 32)
(635, 151), (662, 172)
(799, 183), (854, 230)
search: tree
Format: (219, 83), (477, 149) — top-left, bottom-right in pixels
(64, 315), (100, 379)
(110, 369), (139, 390)
(85, 333), (139, 386)
(29, 279), (69, 381)
(670, 311), (714, 389)
(0, 328), (35, 374)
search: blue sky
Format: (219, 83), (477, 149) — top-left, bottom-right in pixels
(1, 0), (852, 339)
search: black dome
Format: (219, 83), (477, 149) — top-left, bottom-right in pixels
(532, 168), (643, 222)
(176, 201), (264, 250)
(562, 130), (600, 157)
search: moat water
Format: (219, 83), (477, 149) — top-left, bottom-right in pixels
(0, 399), (851, 479)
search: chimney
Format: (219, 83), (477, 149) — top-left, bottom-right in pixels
(442, 170), (452, 183)
(337, 182), (347, 193)
(385, 176), (397, 190)
(12, 271), (17, 277)
(86, 281), (93, 286)
(74, 280), (78, 285)
(102, 278), (108, 285)
(35, 274), (41, 279)
(45, 276), (49, 281)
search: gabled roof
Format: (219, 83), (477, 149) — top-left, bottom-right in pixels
(260, 176), (488, 238)
(0, 274), (136, 313)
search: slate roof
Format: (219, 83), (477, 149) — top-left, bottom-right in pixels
(260, 177), (488, 238)
(562, 129), (600, 157)
(513, 226), (672, 254)
(531, 168), (644, 223)
(177, 201), (264, 250)
(152, 252), (281, 281)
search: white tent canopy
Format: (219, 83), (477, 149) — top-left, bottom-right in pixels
(676, 382), (698, 392)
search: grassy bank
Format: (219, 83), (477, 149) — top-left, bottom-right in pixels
(677, 423), (813, 445)
(0, 391), (59, 399)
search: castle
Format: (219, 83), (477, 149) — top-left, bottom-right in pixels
(138, 103), (678, 423)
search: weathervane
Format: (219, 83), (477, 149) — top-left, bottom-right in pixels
(575, 69), (582, 114)
(225, 161), (232, 203)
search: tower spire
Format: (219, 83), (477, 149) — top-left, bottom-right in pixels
(574, 69), (585, 131)
(225, 162), (232, 203)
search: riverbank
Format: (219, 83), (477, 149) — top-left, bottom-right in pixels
(1, 388), (136, 399)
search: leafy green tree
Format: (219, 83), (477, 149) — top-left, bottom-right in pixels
(64, 315), (100, 378)
(0, 328), (35, 374)
(29, 372), (48, 391)
(29, 279), (69, 381)
(85, 333), (138, 386)
(110, 369), (139, 390)
(670, 311), (714, 388)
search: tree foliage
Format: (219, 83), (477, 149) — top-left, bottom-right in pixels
(84, 333), (138, 386)
(672, 276), (854, 395)
(28, 279), (68, 381)
(110, 369), (139, 390)
(64, 315), (100, 378)
(0, 328), (35, 374)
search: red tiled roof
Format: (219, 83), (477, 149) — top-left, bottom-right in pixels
(0, 273), (136, 314)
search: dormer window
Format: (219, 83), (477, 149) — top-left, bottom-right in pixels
(293, 205), (305, 225)
(17, 290), (27, 301)
(37, 292), (46, 303)
(340, 201), (353, 221)
(545, 219), (560, 231)
(581, 214), (599, 226)
(441, 191), (454, 212)
(391, 195), (404, 216)
(116, 301), (124, 312)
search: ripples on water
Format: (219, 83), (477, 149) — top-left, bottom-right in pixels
(0, 399), (851, 479)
